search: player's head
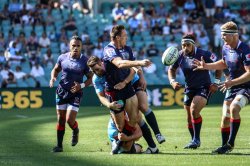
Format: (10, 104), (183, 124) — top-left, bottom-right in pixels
(110, 25), (127, 48)
(70, 35), (82, 57)
(220, 21), (239, 46)
(87, 56), (105, 76)
(181, 34), (196, 56)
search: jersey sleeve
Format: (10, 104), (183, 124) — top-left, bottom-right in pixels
(242, 46), (250, 66)
(204, 51), (217, 63)
(56, 55), (63, 67)
(103, 47), (118, 62)
(92, 74), (105, 93)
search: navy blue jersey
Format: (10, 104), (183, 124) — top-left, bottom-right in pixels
(102, 43), (134, 90)
(222, 41), (250, 88)
(171, 47), (216, 89)
(57, 52), (90, 91)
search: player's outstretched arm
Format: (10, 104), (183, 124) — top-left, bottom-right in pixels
(112, 57), (152, 69)
(193, 57), (227, 71)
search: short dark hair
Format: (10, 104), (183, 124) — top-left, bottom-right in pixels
(110, 25), (125, 40)
(182, 33), (196, 41)
(87, 56), (101, 68)
(70, 35), (82, 43)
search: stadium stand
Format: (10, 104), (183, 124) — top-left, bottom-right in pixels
(0, 0), (250, 88)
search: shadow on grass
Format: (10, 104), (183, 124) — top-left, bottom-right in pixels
(0, 107), (110, 166)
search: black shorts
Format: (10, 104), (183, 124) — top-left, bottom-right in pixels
(184, 86), (210, 106)
(132, 80), (144, 93)
(225, 87), (250, 102)
(105, 84), (135, 114)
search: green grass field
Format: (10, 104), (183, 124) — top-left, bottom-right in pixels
(1, 105), (250, 166)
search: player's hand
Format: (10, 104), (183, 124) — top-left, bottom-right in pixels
(49, 78), (56, 88)
(209, 83), (218, 94)
(192, 56), (206, 71)
(114, 81), (126, 90)
(70, 81), (81, 93)
(109, 101), (122, 111)
(219, 80), (233, 93)
(171, 81), (182, 90)
(140, 59), (152, 67)
(118, 132), (129, 141)
(138, 76), (147, 91)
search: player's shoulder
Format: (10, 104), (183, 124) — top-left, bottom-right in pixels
(238, 42), (250, 53)
(58, 52), (69, 60)
(197, 47), (211, 56)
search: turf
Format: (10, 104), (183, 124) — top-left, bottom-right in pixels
(1, 105), (250, 166)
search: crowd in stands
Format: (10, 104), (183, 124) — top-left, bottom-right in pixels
(0, 0), (250, 88)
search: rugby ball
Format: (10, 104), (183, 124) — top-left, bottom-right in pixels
(161, 46), (179, 66)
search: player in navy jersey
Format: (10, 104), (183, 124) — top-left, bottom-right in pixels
(102, 25), (151, 149)
(168, 34), (222, 149)
(193, 21), (250, 154)
(50, 36), (93, 152)
(87, 56), (159, 154)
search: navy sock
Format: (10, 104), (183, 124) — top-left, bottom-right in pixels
(144, 108), (160, 135)
(221, 127), (230, 146)
(192, 116), (202, 142)
(140, 120), (156, 148)
(187, 123), (194, 140)
(57, 124), (65, 147)
(228, 118), (241, 147)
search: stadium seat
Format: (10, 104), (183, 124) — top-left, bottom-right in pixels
(17, 79), (29, 87)
(25, 77), (37, 87)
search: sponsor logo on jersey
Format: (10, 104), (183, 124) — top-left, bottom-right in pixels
(245, 53), (250, 61)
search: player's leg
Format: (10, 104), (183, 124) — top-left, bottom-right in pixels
(220, 100), (231, 146)
(184, 105), (194, 140)
(66, 96), (81, 146)
(136, 112), (158, 154)
(227, 94), (248, 147)
(190, 96), (207, 144)
(213, 89), (250, 154)
(52, 95), (67, 152)
(184, 93), (207, 149)
(136, 90), (165, 144)
(125, 94), (139, 128)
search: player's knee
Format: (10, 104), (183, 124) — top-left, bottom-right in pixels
(138, 104), (148, 113)
(66, 119), (74, 127)
(231, 95), (248, 109)
(222, 104), (230, 119)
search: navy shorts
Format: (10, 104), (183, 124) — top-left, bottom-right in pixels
(225, 87), (250, 102)
(105, 84), (135, 114)
(184, 87), (210, 106)
(132, 80), (144, 93)
(56, 84), (82, 108)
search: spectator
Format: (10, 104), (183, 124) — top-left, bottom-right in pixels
(197, 31), (210, 50)
(146, 44), (159, 57)
(1, 71), (16, 88)
(0, 50), (6, 64)
(42, 48), (55, 68)
(60, 36), (69, 54)
(63, 15), (77, 31)
(92, 43), (103, 59)
(82, 36), (94, 56)
(204, 0), (215, 18)
(13, 66), (27, 80)
(167, 37), (178, 48)
(39, 32), (51, 48)
(112, 2), (125, 21)
(0, 32), (6, 51)
(7, 41), (24, 65)
(30, 62), (44, 78)
(156, 2), (167, 17)
(184, 0), (196, 12)
(0, 64), (11, 80)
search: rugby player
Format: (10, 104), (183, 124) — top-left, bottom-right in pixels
(50, 36), (93, 152)
(193, 21), (250, 154)
(168, 34), (222, 149)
